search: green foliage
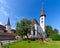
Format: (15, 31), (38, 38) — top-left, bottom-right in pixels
(53, 29), (58, 35)
(46, 25), (60, 41)
(46, 26), (59, 38)
(16, 22), (24, 37)
(46, 26), (53, 37)
(16, 18), (31, 37)
(52, 34), (60, 41)
(27, 40), (31, 43)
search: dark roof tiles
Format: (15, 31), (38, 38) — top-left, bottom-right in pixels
(32, 19), (39, 25)
(40, 6), (46, 17)
(0, 25), (6, 30)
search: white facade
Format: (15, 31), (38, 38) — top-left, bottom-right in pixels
(31, 24), (42, 38)
(31, 6), (46, 38)
(31, 17), (46, 38)
(6, 25), (11, 33)
(40, 16), (45, 32)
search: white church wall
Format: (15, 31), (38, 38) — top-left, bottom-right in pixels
(37, 25), (41, 32)
(34, 24), (37, 37)
(31, 30), (33, 37)
(31, 23), (43, 38)
(6, 25), (11, 33)
(40, 16), (45, 32)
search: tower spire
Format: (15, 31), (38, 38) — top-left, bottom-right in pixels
(7, 16), (11, 26)
(40, 5), (46, 17)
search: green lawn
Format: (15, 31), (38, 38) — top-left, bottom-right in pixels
(3, 40), (60, 48)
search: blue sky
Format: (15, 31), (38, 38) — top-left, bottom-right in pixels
(0, 0), (60, 33)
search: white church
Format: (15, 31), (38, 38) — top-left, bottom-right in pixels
(31, 6), (46, 39)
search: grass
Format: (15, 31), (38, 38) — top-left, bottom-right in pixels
(3, 40), (60, 48)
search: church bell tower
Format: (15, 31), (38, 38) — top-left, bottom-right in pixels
(40, 6), (46, 33)
(6, 17), (11, 33)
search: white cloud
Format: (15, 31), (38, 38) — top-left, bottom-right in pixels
(0, 0), (4, 4)
(16, 16), (19, 19)
(0, 0), (7, 5)
(15, 16), (25, 19)
(11, 27), (15, 29)
(0, 0), (9, 16)
(0, 22), (2, 25)
(0, 7), (9, 16)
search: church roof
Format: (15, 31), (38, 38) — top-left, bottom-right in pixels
(11, 29), (16, 31)
(0, 25), (6, 30)
(31, 19), (39, 25)
(40, 6), (46, 17)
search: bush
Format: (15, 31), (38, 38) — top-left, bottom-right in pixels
(30, 38), (36, 41)
(27, 40), (31, 43)
(52, 34), (60, 41)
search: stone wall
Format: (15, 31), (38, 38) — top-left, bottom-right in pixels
(0, 36), (16, 40)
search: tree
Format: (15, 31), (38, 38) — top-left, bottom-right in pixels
(51, 29), (59, 40)
(16, 18), (31, 38)
(46, 26), (53, 38)
(52, 34), (60, 41)
(46, 25), (59, 38)
(16, 22), (24, 37)
(53, 29), (58, 35)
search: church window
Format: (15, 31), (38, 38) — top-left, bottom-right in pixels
(37, 27), (38, 32)
(33, 26), (35, 35)
(41, 18), (43, 20)
(41, 21), (43, 23)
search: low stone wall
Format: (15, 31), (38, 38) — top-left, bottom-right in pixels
(0, 40), (17, 45)
(0, 36), (16, 40)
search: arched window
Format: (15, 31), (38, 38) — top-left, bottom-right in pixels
(41, 21), (43, 23)
(41, 18), (43, 20)
(33, 26), (35, 35)
(37, 27), (38, 32)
